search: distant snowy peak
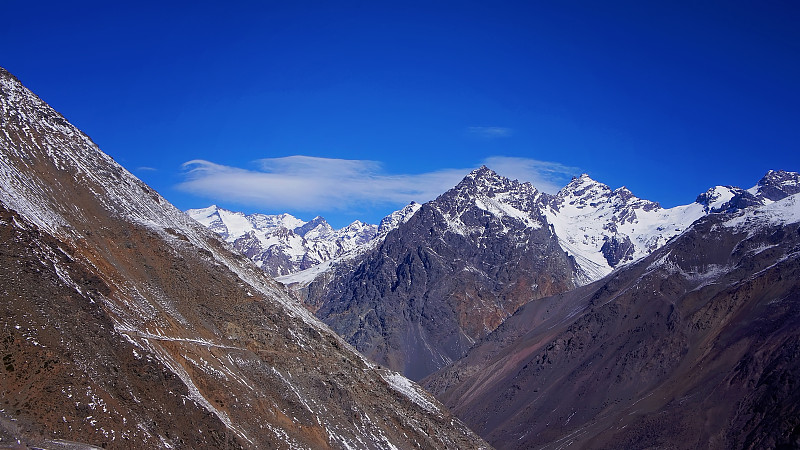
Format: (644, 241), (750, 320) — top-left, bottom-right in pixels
(186, 205), (413, 277)
(338, 220), (380, 246)
(248, 211), (306, 233)
(547, 170), (800, 284)
(694, 170), (800, 214)
(276, 202), (425, 287)
(186, 205), (231, 238)
(186, 205), (308, 242)
(457, 166), (540, 200)
(723, 190), (800, 231)
(556, 174), (613, 205)
(546, 174), (707, 283)
(295, 216), (333, 238)
(696, 186), (741, 213)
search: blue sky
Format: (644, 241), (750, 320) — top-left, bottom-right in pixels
(3, 1), (798, 228)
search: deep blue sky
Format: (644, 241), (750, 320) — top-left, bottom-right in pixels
(3, 1), (798, 227)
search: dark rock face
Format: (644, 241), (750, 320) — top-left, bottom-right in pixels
(424, 204), (800, 449)
(756, 169), (800, 201)
(0, 66), (488, 449)
(306, 167), (577, 380)
(600, 234), (634, 267)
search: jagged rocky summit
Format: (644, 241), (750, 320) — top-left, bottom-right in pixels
(0, 66), (489, 448)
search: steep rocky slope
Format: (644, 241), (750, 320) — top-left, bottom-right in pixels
(0, 66), (488, 449)
(424, 190), (800, 449)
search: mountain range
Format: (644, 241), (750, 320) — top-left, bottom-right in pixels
(186, 202), (421, 278)
(424, 182), (800, 448)
(200, 164), (799, 384)
(191, 158), (800, 448)
(4, 62), (800, 449)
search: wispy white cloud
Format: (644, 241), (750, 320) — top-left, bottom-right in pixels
(178, 156), (467, 212)
(467, 126), (513, 138)
(177, 155), (579, 213)
(136, 166), (157, 172)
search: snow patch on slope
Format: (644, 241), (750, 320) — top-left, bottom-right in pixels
(379, 371), (439, 413)
(723, 193), (800, 231)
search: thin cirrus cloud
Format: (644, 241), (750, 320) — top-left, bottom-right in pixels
(482, 156), (580, 194)
(177, 155), (579, 213)
(467, 126), (513, 138)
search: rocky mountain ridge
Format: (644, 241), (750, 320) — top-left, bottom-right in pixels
(424, 187), (800, 449)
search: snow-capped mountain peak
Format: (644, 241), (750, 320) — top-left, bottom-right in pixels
(696, 185), (740, 212)
(435, 166), (545, 236)
(187, 206), (405, 277)
(546, 177), (705, 282)
(297, 216), (335, 239)
(378, 202), (422, 235)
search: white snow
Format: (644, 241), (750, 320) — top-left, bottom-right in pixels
(546, 174), (708, 283)
(723, 192), (800, 231)
(701, 186), (737, 212)
(380, 370), (439, 413)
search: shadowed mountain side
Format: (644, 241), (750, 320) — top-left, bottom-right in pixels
(424, 208), (800, 449)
